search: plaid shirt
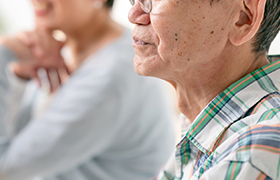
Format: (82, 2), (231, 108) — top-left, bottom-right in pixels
(161, 59), (280, 180)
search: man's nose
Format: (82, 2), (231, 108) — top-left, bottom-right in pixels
(128, 1), (151, 25)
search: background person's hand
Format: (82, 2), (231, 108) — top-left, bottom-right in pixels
(0, 34), (40, 81)
(0, 30), (70, 92)
(16, 30), (70, 92)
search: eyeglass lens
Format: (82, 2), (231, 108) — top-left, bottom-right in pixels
(130, 0), (151, 13)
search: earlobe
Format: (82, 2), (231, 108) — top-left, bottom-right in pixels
(229, 0), (266, 46)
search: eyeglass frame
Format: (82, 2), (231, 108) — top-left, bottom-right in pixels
(129, 0), (152, 14)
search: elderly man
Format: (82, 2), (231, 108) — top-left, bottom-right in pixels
(129, 0), (280, 179)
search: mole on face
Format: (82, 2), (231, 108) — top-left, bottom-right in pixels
(175, 33), (178, 41)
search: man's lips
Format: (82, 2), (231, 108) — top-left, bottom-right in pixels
(134, 40), (148, 45)
(133, 37), (150, 45)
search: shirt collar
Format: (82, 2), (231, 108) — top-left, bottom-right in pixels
(184, 59), (280, 155)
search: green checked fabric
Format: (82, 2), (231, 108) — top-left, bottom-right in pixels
(159, 59), (280, 180)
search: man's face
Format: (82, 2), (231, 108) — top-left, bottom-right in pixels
(129, 0), (236, 80)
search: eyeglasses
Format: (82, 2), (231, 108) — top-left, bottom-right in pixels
(129, 0), (152, 13)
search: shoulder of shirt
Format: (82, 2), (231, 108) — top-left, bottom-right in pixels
(220, 120), (280, 179)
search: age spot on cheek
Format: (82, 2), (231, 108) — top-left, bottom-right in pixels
(210, 31), (214, 34)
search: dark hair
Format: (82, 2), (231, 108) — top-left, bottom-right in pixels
(253, 0), (280, 54)
(211, 0), (280, 54)
(105, 0), (115, 8)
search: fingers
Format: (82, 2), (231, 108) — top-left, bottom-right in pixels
(58, 67), (70, 82)
(13, 58), (70, 93)
(17, 32), (33, 46)
(47, 67), (70, 92)
(48, 69), (61, 93)
(37, 67), (69, 93)
(12, 30), (70, 92)
(12, 62), (37, 80)
(33, 69), (42, 88)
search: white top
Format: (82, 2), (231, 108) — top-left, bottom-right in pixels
(0, 29), (176, 180)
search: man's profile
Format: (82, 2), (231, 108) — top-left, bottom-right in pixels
(128, 0), (280, 179)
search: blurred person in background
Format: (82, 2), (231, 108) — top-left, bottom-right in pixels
(0, 0), (176, 179)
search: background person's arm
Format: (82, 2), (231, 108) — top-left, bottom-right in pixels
(0, 45), (20, 145)
(0, 75), (122, 180)
(0, 45), (123, 180)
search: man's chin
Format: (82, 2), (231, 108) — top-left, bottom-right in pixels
(133, 55), (163, 77)
(133, 56), (151, 76)
(134, 65), (149, 77)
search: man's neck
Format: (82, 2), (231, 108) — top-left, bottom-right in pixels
(171, 45), (270, 123)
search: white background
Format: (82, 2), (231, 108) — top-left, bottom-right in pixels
(0, 0), (133, 33)
(0, 0), (279, 54)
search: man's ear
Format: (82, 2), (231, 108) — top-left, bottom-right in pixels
(228, 0), (266, 46)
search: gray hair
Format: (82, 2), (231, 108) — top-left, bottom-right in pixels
(253, 0), (280, 54)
